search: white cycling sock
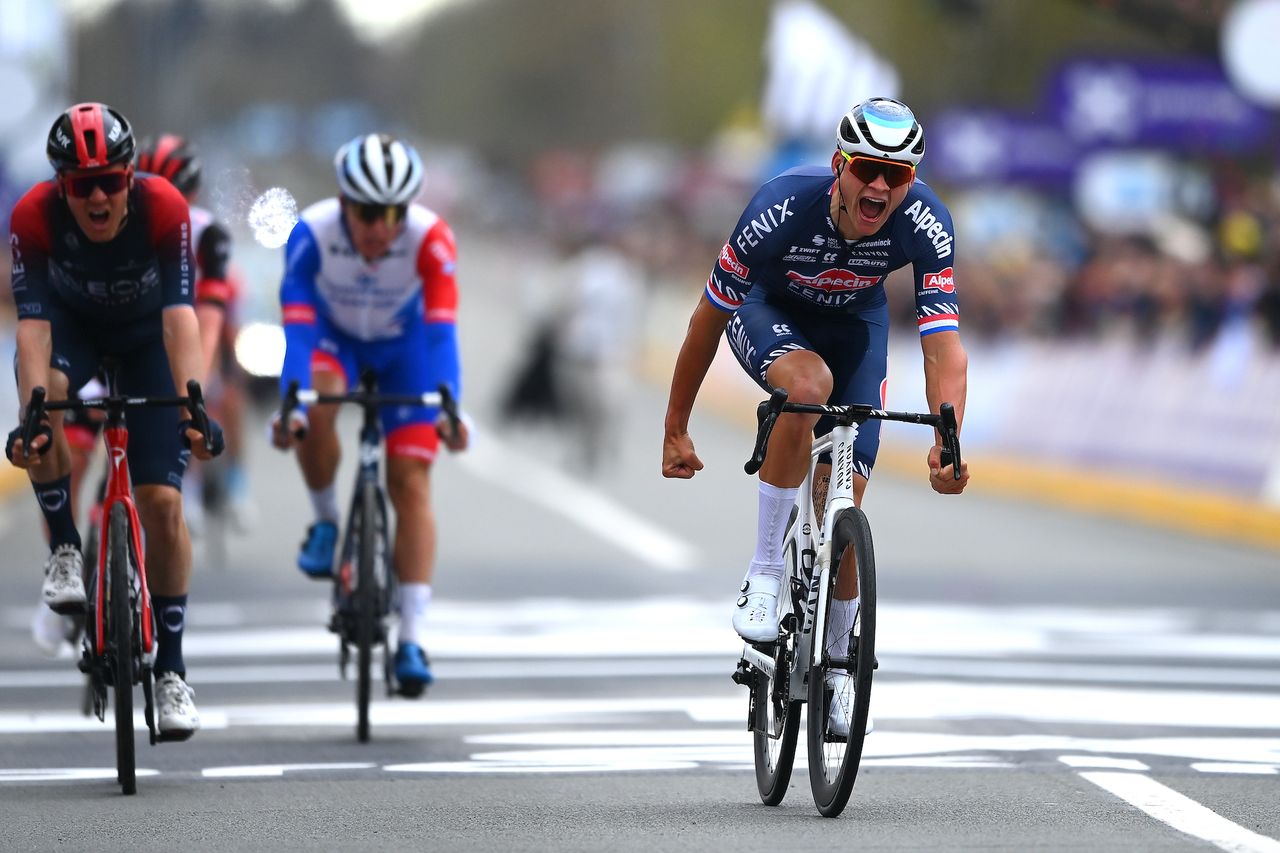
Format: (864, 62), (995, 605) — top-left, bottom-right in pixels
(309, 485), (340, 524)
(398, 582), (433, 647)
(825, 596), (860, 659)
(746, 481), (798, 584)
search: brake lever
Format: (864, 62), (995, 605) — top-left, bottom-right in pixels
(186, 380), (213, 455)
(744, 387), (789, 475)
(939, 402), (961, 481)
(279, 380), (307, 440)
(437, 384), (461, 443)
(20, 386), (48, 462)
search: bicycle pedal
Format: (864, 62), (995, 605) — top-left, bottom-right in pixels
(156, 729), (195, 744)
(730, 659), (755, 687)
(396, 681), (427, 699)
(48, 600), (87, 617)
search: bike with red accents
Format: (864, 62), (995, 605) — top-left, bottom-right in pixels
(20, 374), (215, 796)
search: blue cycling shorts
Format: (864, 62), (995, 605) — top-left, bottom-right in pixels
(309, 316), (440, 461)
(724, 292), (888, 479)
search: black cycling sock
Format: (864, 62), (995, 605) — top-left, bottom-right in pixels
(33, 475), (81, 551)
(152, 594), (188, 678)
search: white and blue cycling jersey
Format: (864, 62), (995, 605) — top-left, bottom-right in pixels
(706, 165), (959, 335)
(277, 198), (461, 450)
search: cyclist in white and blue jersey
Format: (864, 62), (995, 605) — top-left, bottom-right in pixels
(271, 134), (468, 696)
(663, 98), (970, 731)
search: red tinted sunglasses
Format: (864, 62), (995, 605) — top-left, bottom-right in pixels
(841, 152), (915, 189)
(349, 201), (408, 226)
(64, 170), (130, 199)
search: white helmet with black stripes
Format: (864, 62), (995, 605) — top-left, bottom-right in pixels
(334, 133), (424, 205)
(836, 97), (925, 166)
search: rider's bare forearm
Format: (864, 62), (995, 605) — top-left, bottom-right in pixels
(162, 305), (206, 413)
(921, 331), (967, 432)
(15, 319), (52, 407)
(665, 295), (731, 436)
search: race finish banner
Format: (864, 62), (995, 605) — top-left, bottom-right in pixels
(1044, 57), (1276, 152)
(927, 109), (1079, 187)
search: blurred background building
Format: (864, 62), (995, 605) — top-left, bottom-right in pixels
(2, 0), (1279, 509)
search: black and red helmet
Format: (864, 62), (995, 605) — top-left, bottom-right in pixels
(136, 134), (201, 195)
(46, 102), (135, 172)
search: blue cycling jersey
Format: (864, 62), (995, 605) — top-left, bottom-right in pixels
(705, 166), (959, 336)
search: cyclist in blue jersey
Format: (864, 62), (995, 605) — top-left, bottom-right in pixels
(270, 134), (468, 697)
(662, 98), (970, 730)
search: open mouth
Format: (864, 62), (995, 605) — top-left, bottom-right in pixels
(858, 197), (887, 221)
(87, 210), (111, 226)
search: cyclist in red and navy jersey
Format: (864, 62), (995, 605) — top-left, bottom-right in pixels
(137, 134), (256, 533)
(662, 98), (970, 736)
(270, 133), (468, 696)
(6, 103), (223, 738)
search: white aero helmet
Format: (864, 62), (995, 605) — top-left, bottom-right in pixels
(836, 97), (925, 166)
(334, 133), (424, 205)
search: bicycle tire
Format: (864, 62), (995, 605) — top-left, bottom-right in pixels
(355, 479), (378, 743)
(752, 509), (802, 805)
(107, 503), (137, 795)
(807, 506), (876, 818)
(79, 513), (100, 718)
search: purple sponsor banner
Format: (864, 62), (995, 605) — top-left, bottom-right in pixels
(927, 108), (1080, 186)
(1046, 57), (1276, 152)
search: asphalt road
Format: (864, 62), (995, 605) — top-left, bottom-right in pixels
(0, 268), (1278, 852)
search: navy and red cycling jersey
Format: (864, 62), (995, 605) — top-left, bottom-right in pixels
(9, 175), (193, 348)
(706, 165), (959, 336)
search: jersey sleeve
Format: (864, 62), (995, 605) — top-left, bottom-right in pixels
(194, 221), (234, 308)
(705, 179), (797, 312)
(900, 194), (960, 337)
(416, 218), (462, 400)
(8, 186), (54, 322)
(278, 220), (322, 397)
(142, 178), (195, 309)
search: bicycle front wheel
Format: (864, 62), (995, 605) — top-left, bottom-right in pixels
(106, 503), (137, 795)
(807, 506), (876, 817)
(752, 510), (802, 805)
(354, 480), (379, 743)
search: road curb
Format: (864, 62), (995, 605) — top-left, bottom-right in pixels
(642, 342), (1280, 553)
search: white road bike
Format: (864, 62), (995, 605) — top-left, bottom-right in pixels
(733, 388), (961, 817)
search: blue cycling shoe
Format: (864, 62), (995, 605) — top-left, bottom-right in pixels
(394, 642), (434, 698)
(297, 521), (337, 579)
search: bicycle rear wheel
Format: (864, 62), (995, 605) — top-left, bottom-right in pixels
(354, 480), (378, 743)
(752, 510), (802, 805)
(807, 506), (876, 817)
(107, 503), (137, 795)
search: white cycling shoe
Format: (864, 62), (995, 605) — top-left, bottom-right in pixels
(155, 672), (201, 740)
(30, 600), (76, 657)
(733, 576), (781, 643)
(41, 545), (86, 614)
(825, 671), (874, 738)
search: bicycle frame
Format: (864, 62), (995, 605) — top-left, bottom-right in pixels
(740, 420), (861, 703)
(92, 417), (154, 665)
(335, 391), (393, 626)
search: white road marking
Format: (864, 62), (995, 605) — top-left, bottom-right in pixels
(1080, 771), (1280, 853)
(458, 431), (698, 571)
(202, 763), (376, 778)
(1191, 763), (1279, 775)
(1, 730), (1277, 782)
(0, 767), (159, 783)
(1058, 755), (1149, 770)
